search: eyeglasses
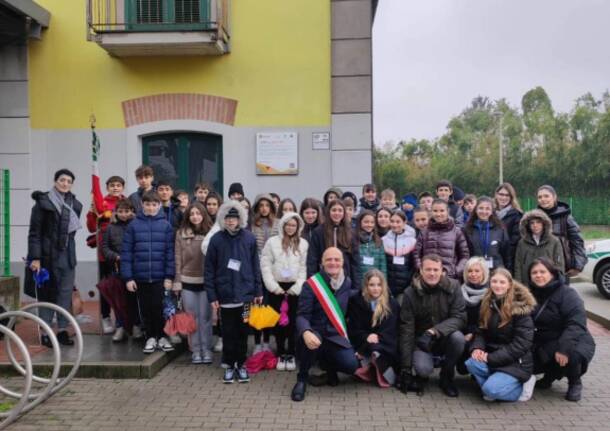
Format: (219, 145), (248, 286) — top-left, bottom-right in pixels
(496, 192), (510, 197)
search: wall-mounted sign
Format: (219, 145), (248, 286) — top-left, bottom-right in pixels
(256, 132), (298, 175)
(312, 132), (330, 150)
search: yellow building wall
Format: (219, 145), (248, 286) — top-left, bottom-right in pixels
(29, 0), (331, 129)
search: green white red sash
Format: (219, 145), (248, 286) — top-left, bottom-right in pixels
(306, 273), (348, 339)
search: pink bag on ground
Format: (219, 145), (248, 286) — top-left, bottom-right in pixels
(244, 350), (278, 374)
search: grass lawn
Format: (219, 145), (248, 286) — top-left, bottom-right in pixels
(582, 225), (610, 240)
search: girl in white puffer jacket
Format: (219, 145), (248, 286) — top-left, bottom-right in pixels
(260, 212), (309, 371)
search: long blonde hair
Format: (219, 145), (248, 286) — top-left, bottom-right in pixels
(479, 268), (521, 329)
(362, 269), (392, 327)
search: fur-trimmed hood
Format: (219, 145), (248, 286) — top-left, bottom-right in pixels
(519, 209), (553, 241)
(507, 282), (537, 316)
(277, 211), (304, 240)
(216, 200), (249, 230)
(253, 193), (277, 214)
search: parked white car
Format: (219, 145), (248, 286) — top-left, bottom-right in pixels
(582, 240), (610, 299)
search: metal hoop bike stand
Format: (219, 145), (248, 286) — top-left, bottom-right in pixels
(0, 302), (84, 430)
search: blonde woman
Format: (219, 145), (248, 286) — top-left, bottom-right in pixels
(461, 257), (491, 341)
(465, 268), (537, 402)
(348, 269), (400, 387)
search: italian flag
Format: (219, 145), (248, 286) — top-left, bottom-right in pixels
(306, 273), (348, 339)
(91, 126), (104, 214)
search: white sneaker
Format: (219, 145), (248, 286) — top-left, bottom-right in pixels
(112, 327), (126, 342)
(202, 350), (213, 365)
(102, 317), (115, 335)
(143, 337), (157, 354)
(276, 356), (286, 371)
(285, 355), (296, 371)
(253, 344), (263, 355)
(213, 338), (223, 353)
(158, 337), (175, 352)
(519, 375), (537, 401)
(192, 352), (203, 364)
(169, 334), (182, 345)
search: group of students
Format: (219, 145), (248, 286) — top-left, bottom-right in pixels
(27, 165), (594, 405)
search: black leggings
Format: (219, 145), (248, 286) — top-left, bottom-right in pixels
(534, 349), (589, 382)
(268, 284), (298, 356)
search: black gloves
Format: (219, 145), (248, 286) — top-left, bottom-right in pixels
(416, 332), (435, 353)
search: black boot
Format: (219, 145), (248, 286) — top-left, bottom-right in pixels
(57, 331), (74, 346)
(439, 372), (459, 398)
(411, 375), (425, 396)
(291, 381), (307, 402)
(565, 378), (583, 402)
(327, 370), (339, 387)
(535, 373), (556, 390)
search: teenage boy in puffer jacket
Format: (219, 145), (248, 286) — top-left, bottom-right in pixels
(205, 200), (263, 384)
(121, 191), (175, 354)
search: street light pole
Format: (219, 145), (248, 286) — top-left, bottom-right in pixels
(494, 111), (504, 185)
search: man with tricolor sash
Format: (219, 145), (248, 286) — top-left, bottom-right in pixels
(291, 247), (359, 401)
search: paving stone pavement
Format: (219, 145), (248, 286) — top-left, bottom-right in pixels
(5, 321), (610, 431)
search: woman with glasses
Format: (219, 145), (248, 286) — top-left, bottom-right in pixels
(494, 183), (523, 263)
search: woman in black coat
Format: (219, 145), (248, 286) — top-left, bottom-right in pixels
(26, 169), (82, 347)
(536, 185), (588, 276)
(465, 268), (537, 402)
(348, 269), (400, 387)
(494, 183), (523, 258)
(464, 196), (512, 271)
(528, 257), (595, 402)
(306, 200), (360, 288)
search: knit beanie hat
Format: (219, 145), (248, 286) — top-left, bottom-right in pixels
(402, 193), (418, 206)
(452, 186), (465, 201)
(228, 182), (244, 197)
(225, 207), (240, 219)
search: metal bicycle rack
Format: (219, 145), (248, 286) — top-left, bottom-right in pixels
(0, 302), (83, 429)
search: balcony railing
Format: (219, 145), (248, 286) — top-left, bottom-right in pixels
(86, 0), (230, 56)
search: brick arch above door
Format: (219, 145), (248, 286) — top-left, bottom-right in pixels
(121, 93), (238, 127)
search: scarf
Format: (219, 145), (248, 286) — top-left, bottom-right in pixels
(359, 231), (373, 244)
(461, 282), (489, 306)
(330, 270), (345, 291)
(532, 277), (561, 303)
(48, 187), (81, 249)
(496, 204), (512, 220)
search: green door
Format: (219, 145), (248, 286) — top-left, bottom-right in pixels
(142, 132), (223, 193)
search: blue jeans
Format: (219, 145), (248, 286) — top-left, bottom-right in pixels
(465, 358), (522, 401)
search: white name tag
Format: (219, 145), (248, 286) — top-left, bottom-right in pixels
(485, 258), (494, 269)
(393, 256), (405, 265)
(363, 256), (375, 265)
(280, 268), (294, 279)
(228, 259), (241, 272)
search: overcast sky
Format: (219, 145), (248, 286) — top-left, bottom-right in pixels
(372, 0), (610, 144)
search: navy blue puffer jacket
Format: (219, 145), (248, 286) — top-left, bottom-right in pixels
(204, 200), (263, 305)
(120, 210), (175, 283)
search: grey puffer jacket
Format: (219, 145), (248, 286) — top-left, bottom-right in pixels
(414, 218), (470, 279)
